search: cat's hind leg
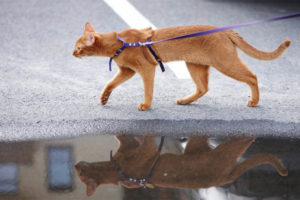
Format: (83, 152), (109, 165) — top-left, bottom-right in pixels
(177, 63), (210, 105)
(183, 136), (212, 155)
(101, 66), (136, 105)
(212, 137), (255, 163)
(213, 56), (259, 107)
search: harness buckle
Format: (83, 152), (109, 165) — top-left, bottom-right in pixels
(139, 42), (146, 46)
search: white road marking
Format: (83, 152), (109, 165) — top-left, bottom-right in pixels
(104, 0), (190, 79)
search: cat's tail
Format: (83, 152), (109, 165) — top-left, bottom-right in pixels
(227, 154), (288, 182)
(228, 31), (291, 60)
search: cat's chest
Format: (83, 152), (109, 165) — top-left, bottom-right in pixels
(114, 55), (139, 70)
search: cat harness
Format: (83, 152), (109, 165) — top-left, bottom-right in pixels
(109, 36), (165, 72)
(110, 136), (165, 188)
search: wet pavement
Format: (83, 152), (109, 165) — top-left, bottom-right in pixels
(0, 135), (300, 200)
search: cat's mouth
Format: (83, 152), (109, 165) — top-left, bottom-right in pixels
(73, 50), (82, 58)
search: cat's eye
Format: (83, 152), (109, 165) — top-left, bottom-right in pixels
(79, 172), (83, 176)
(77, 47), (81, 51)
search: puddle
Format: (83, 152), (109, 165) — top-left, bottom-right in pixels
(0, 135), (299, 200)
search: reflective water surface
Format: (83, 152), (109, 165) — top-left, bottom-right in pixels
(0, 135), (299, 200)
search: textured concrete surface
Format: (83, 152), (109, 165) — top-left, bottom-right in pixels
(0, 0), (299, 141)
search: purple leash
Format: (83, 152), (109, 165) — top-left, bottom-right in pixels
(109, 11), (300, 71)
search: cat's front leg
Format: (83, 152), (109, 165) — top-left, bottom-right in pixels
(100, 90), (111, 105)
(138, 67), (155, 111)
(100, 66), (136, 105)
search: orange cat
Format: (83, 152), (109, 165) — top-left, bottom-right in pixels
(73, 22), (290, 110)
(75, 136), (287, 196)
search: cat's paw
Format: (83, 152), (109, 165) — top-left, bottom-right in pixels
(100, 91), (111, 105)
(247, 99), (258, 107)
(176, 98), (188, 105)
(138, 103), (151, 111)
(281, 169), (288, 176)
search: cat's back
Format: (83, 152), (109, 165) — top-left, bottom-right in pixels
(118, 25), (219, 43)
(159, 152), (211, 168)
(152, 25), (218, 41)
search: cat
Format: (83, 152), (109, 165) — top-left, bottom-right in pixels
(73, 22), (290, 110)
(75, 135), (288, 196)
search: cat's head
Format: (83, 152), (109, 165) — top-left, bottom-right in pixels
(75, 161), (100, 196)
(73, 22), (98, 58)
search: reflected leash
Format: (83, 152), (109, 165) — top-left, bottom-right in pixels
(109, 11), (300, 72)
(110, 136), (165, 188)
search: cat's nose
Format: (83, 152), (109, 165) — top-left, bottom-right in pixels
(73, 50), (77, 57)
(74, 163), (80, 170)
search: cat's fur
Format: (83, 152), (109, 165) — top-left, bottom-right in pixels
(73, 22), (290, 110)
(75, 135), (288, 196)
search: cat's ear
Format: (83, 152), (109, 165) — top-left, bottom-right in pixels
(86, 180), (97, 196)
(84, 31), (95, 46)
(85, 22), (95, 32)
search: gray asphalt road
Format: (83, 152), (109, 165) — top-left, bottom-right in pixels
(0, 0), (299, 141)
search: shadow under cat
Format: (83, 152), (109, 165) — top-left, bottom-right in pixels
(75, 135), (287, 196)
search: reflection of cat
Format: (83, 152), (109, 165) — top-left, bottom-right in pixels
(75, 136), (287, 196)
(73, 22), (290, 110)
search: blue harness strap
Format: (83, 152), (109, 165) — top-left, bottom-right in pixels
(146, 38), (165, 72)
(109, 12), (300, 72)
(109, 45), (126, 71)
(109, 36), (165, 72)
